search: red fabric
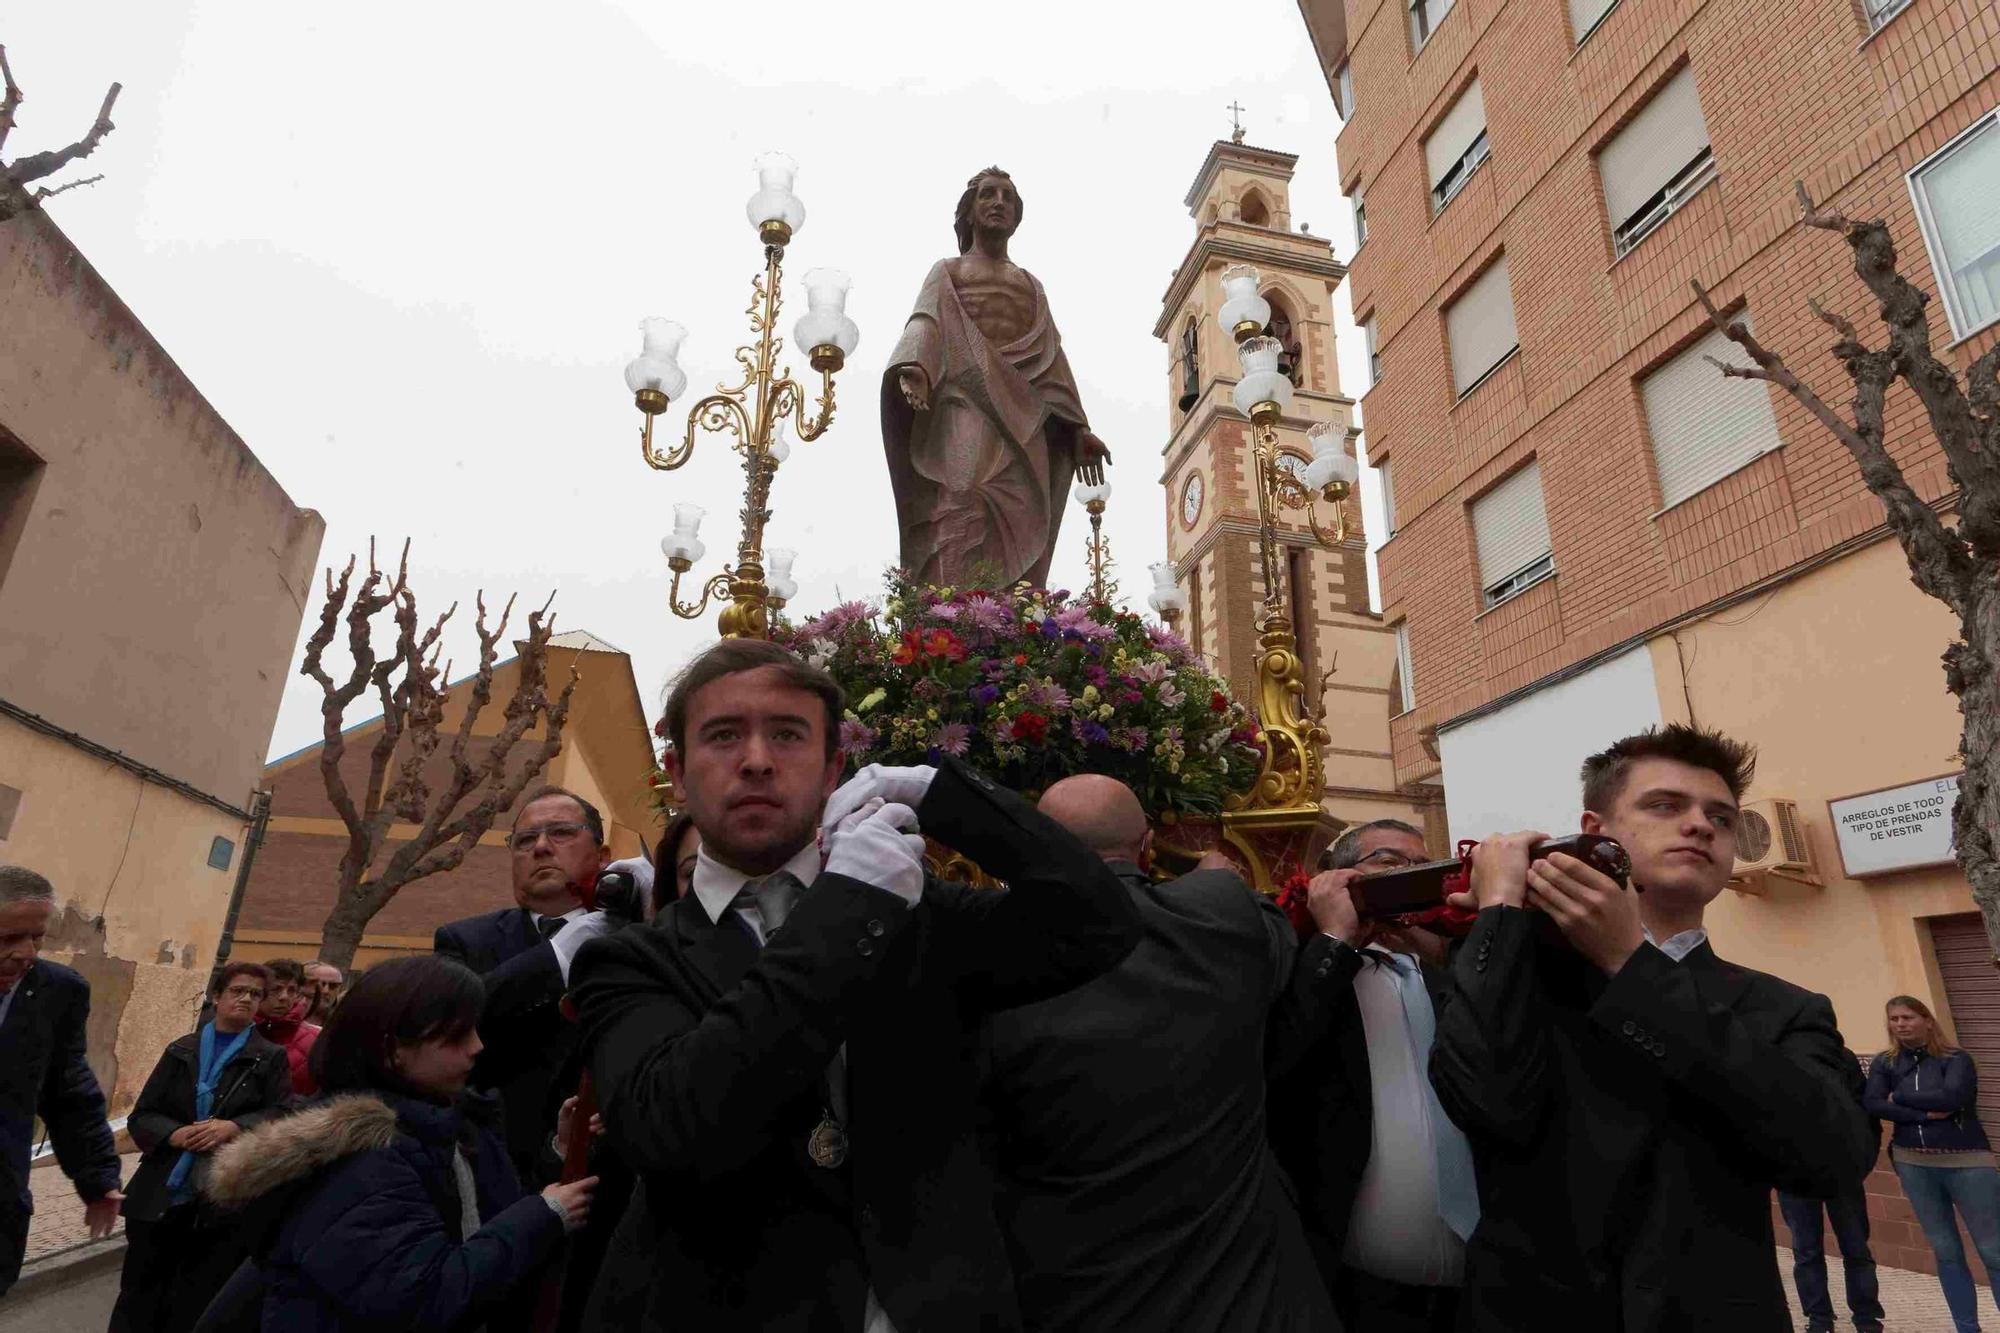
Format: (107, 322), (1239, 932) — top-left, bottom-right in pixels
(258, 998), (322, 1096)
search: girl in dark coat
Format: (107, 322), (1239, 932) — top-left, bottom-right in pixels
(204, 955), (596, 1332)
(112, 961), (293, 1333)
(1863, 994), (2000, 1333)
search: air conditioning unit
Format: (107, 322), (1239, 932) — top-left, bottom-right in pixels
(1731, 798), (1820, 890)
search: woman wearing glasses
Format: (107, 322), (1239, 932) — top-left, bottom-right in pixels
(111, 961), (295, 1333)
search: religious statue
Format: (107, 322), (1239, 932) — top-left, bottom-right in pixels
(881, 167), (1111, 590)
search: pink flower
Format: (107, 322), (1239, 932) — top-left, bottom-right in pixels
(929, 722), (971, 756)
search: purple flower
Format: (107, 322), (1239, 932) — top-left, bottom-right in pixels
(929, 722), (971, 756)
(1072, 719), (1111, 746)
(1084, 665), (1109, 687)
(838, 718), (877, 757)
(1030, 681), (1071, 710)
(961, 597), (1015, 633)
(1119, 689), (1144, 707)
(807, 600), (875, 639)
(970, 683), (1001, 708)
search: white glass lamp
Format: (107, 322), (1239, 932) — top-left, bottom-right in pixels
(766, 547), (799, 604)
(1072, 480), (1112, 507)
(1219, 264), (1273, 344)
(746, 151), (807, 245)
(1302, 421), (1359, 493)
(625, 318), (688, 410)
(1146, 561), (1188, 618)
(768, 418), (794, 464)
(661, 503), (707, 567)
(793, 268), (862, 372)
(1232, 336), (1295, 421)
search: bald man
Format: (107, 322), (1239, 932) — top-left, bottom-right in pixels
(979, 775), (1336, 1332)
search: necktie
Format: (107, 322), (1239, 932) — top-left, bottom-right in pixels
(1382, 952), (1481, 1241)
(747, 870), (805, 939)
(537, 916), (567, 942)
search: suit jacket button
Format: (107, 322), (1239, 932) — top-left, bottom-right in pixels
(1621, 1021), (1635, 1036)
(857, 938), (875, 957)
(1652, 1042), (1665, 1057)
(861, 1205), (876, 1227)
(867, 919), (886, 938)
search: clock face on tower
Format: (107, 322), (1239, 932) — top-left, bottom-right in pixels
(1180, 472), (1205, 528)
(1276, 452), (1310, 486)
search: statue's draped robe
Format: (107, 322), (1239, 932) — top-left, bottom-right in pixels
(881, 260), (1088, 590)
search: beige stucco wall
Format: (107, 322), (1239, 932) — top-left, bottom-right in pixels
(1647, 536), (1972, 1042)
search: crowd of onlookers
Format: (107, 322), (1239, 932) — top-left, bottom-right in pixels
(5, 637), (2000, 1332)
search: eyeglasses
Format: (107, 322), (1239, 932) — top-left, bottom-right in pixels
(510, 821), (589, 852)
(1354, 848), (1423, 870)
(222, 985), (266, 1001)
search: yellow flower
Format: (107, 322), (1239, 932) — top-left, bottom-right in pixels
(1080, 685), (1100, 705)
(1097, 704), (1115, 721)
(857, 688), (887, 712)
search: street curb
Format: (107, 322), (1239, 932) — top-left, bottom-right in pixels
(10, 1235), (125, 1301)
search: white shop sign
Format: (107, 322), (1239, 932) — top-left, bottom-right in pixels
(1827, 772), (1961, 879)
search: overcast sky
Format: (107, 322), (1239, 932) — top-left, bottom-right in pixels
(14, 0), (1379, 762)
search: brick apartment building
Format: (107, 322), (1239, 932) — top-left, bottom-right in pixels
(1296, 0), (1997, 1273)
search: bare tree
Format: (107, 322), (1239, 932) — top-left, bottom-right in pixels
(303, 542), (578, 968)
(0, 43), (121, 221)
(1692, 183), (2000, 957)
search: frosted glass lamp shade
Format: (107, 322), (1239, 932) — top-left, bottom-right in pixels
(1146, 561), (1187, 615)
(746, 151), (807, 239)
(1302, 422), (1359, 490)
(794, 267), (861, 362)
(1219, 264), (1272, 342)
(766, 547), (797, 582)
(1232, 336), (1295, 418)
(768, 419), (794, 464)
(1073, 480), (1112, 506)
(660, 533), (706, 564)
(625, 318), (688, 400)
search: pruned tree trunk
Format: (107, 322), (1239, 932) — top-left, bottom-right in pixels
(302, 541), (578, 969)
(0, 42), (121, 221)
(1692, 183), (2000, 960)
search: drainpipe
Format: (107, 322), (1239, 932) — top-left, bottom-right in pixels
(213, 788), (273, 970)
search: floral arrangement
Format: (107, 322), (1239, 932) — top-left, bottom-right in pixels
(768, 573), (1264, 817)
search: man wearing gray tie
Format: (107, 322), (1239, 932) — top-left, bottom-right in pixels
(1267, 819), (1474, 1333)
(569, 638), (1139, 1333)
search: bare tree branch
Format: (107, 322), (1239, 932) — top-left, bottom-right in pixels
(30, 172), (100, 202)
(0, 46), (22, 157)
(4, 79), (118, 185)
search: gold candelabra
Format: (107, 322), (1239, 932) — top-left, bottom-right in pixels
(1076, 482), (1118, 606)
(623, 152), (856, 640)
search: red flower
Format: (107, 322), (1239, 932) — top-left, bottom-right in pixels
(1011, 712), (1049, 743)
(923, 628), (967, 662)
(1012, 653), (1028, 667)
(652, 716), (669, 739)
(1210, 691), (1229, 712)
(891, 629), (924, 666)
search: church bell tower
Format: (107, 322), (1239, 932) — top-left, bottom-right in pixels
(1154, 135), (1437, 844)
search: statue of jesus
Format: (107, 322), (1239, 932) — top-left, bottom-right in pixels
(881, 167), (1111, 591)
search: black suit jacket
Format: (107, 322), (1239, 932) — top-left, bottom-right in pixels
(1265, 933), (1450, 1288)
(980, 861), (1334, 1333)
(123, 1028), (293, 1221)
(0, 959), (120, 1230)
(1429, 908), (1876, 1333)
(570, 758), (1141, 1333)
(434, 905), (573, 1175)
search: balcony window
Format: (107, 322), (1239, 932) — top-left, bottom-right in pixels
(1425, 80), (1489, 216)
(1600, 67), (1714, 258)
(1909, 111), (2000, 340)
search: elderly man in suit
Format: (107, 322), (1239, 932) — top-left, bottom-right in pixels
(979, 775), (1335, 1332)
(434, 785), (615, 1179)
(570, 638), (1140, 1333)
(0, 865), (121, 1298)
(1431, 724), (1877, 1332)
(1267, 819), (1473, 1333)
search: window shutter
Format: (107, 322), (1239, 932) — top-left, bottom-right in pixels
(1569, 0), (1619, 41)
(1394, 621), (1415, 713)
(1379, 457), (1397, 532)
(1445, 256), (1519, 395)
(1599, 68), (1710, 231)
(1425, 81), (1487, 190)
(1471, 460), (1551, 589)
(1642, 321), (1782, 508)
(1912, 115), (2000, 337)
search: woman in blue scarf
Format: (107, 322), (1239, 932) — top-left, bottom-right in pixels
(112, 961), (294, 1333)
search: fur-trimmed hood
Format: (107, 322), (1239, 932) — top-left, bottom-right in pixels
(205, 1092), (400, 1210)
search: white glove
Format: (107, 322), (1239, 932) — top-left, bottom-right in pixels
(822, 800), (928, 906)
(550, 910), (615, 984)
(822, 764), (937, 834)
(604, 856), (655, 900)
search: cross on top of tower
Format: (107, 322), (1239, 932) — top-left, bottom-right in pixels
(1227, 101), (1247, 144)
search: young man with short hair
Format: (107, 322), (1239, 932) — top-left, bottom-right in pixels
(254, 957), (322, 1095)
(571, 638), (1139, 1333)
(1430, 723), (1876, 1332)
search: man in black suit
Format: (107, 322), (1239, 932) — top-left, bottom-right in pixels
(434, 785), (614, 1178)
(979, 774), (1334, 1332)
(0, 865), (122, 1298)
(1429, 723), (1877, 1332)
(1267, 819), (1473, 1333)
(570, 638), (1140, 1333)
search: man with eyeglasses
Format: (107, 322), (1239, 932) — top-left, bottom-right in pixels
(434, 785), (619, 1180)
(1267, 818), (1474, 1333)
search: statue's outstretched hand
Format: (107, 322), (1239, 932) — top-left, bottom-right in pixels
(897, 367), (931, 413)
(1076, 430), (1111, 487)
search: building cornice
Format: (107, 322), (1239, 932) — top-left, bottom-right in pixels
(1174, 516), (1364, 580)
(1159, 388), (1357, 478)
(1153, 231), (1348, 339)
(1182, 139), (1300, 212)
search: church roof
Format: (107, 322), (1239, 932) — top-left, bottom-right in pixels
(1182, 139), (1301, 213)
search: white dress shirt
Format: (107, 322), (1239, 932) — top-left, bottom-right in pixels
(1340, 950), (1466, 1287)
(689, 842), (898, 1333)
(1644, 925), (1709, 962)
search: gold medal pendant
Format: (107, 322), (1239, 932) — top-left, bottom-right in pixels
(808, 1116), (849, 1168)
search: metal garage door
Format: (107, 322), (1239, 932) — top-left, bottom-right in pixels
(1930, 913), (2000, 1135)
